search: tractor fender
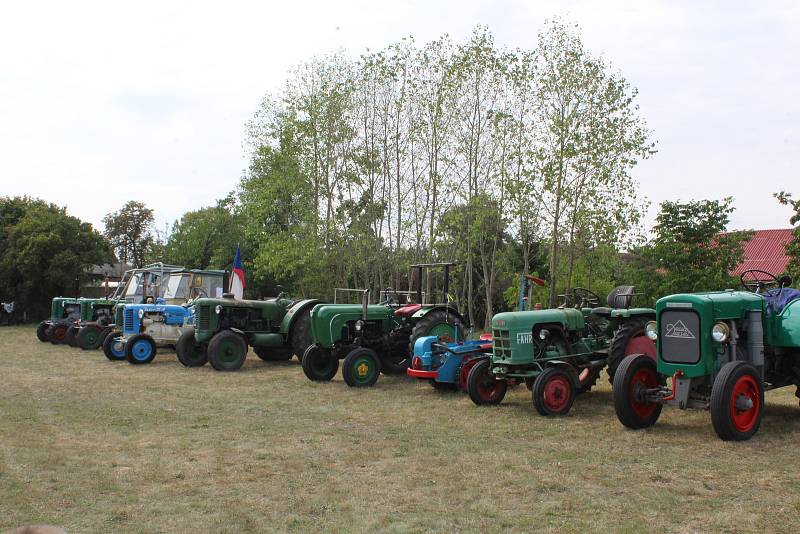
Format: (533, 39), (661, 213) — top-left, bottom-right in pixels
(411, 305), (469, 328)
(610, 308), (656, 320)
(280, 298), (322, 335)
(413, 336), (439, 358)
(229, 327), (245, 336)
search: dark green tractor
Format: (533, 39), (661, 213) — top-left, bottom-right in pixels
(36, 297), (84, 344)
(467, 286), (656, 415)
(301, 263), (468, 387)
(613, 270), (800, 441)
(175, 292), (321, 371)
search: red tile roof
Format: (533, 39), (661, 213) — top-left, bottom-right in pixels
(730, 229), (793, 276)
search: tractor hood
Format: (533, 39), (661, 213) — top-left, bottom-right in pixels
(193, 297), (293, 310)
(492, 308), (585, 333)
(309, 303), (395, 348)
(656, 290), (764, 320)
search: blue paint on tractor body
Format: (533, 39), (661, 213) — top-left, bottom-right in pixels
(122, 304), (193, 336)
(411, 336), (492, 384)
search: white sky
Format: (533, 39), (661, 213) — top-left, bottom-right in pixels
(1, 0), (798, 235)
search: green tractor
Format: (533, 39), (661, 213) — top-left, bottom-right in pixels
(63, 297), (117, 348)
(36, 297), (84, 344)
(613, 270), (800, 441)
(301, 263), (468, 388)
(467, 286), (656, 415)
(174, 292), (321, 371)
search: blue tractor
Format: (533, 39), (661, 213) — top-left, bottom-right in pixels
(112, 269), (227, 364)
(407, 335), (494, 390)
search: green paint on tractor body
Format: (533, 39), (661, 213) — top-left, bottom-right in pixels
(309, 303), (395, 349)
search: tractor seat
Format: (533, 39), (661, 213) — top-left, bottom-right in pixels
(763, 287), (800, 315)
(394, 304), (422, 317)
(590, 285), (636, 316)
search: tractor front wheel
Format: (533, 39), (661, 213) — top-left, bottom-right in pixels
(176, 329), (207, 367)
(301, 344), (338, 381)
(467, 358), (507, 406)
(208, 330), (248, 371)
(710, 361), (763, 441)
(77, 324), (103, 350)
(126, 334), (157, 365)
(65, 325), (79, 347)
(102, 332), (126, 361)
(532, 367), (576, 416)
(613, 354), (663, 429)
(48, 324), (68, 345)
(342, 347), (382, 388)
(36, 322), (50, 342)
(254, 346), (293, 362)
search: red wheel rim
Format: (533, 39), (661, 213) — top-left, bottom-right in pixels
(629, 367), (659, 418)
(459, 358), (480, 391)
(730, 374), (760, 433)
(475, 366), (503, 401)
(625, 334), (656, 360)
(52, 325), (67, 342)
(543, 374), (572, 411)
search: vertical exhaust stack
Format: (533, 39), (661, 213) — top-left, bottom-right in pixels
(748, 311), (764, 374)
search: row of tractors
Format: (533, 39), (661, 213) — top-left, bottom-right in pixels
(35, 262), (800, 442)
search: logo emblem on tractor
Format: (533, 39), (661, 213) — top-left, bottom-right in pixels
(357, 362), (370, 377)
(664, 320), (695, 339)
(516, 332), (532, 344)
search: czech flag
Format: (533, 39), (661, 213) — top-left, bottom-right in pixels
(229, 244), (245, 299)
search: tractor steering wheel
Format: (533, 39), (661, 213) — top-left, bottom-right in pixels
(572, 287), (602, 308)
(740, 270), (783, 294)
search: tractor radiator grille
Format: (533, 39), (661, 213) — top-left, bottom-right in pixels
(493, 329), (511, 359)
(197, 306), (210, 331)
(124, 308), (135, 332)
(659, 310), (701, 364)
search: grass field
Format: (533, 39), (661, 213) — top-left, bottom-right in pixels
(2, 325), (800, 533)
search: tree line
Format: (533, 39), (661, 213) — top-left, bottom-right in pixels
(1, 22), (798, 324)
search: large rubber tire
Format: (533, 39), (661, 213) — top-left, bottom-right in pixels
(207, 330), (248, 371)
(606, 320), (656, 384)
(102, 332), (126, 361)
(77, 324), (104, 350)
(48, 324), (68, 345)
(458, 356), (483, 391)
(254, 345), (293, 362)
(467, 358), (507, 406)
(289, 306), (314, 362)
(301, 344), (338, 381)
(65, 325), (79, 347)
(342, 347), (382, 388)
(613, 354), (663, 429)
(125, 334), (157, 364)
(532, 367), (576, 416)
(409, 310), (466, 355)
(36, 321), (50, 342)
(176, 329), (207, 367)
(710, 361), (764, 441)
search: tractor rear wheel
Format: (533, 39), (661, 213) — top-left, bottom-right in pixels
(48, 324), (68, 345)
(467, 358), (507, 406)
(301, 344), (338, 381)
(532, 367), (576, 416)
(289, 306), (314, 362)
(176, 329), (207, 367)
(102, 332), (126, 361)
(208, 330), (248, 371)
(126, 334), (157, 364)
(342, 347), (382, 388)
(254, 346), (293, 362)
(65, 325), (79, 347)
(36, 322), (50, 342)
(606, 320), (656, 384)
(710, 361), (763, 441)
(613, 354), (663, 429)
(77, 324), (103, 350)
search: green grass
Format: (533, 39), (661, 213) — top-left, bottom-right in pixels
(1, 325), (800, 533)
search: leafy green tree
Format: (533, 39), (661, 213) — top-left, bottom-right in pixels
(629, 198), (752, 303)
(103, 201), (155, 267)
(163, 196), (244, 270)
(0, 197), (112, 318)
(774, 191), (800, 280)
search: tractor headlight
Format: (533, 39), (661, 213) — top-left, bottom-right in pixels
(538, 328), (550, 341)
(137, 309), (144, 319)
(712, 322), (730, 343)
(215, 305), (222, 315)
(645, 321), (658, 340)
(355, 320), (364, 332)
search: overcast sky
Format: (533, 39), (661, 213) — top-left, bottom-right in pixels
(1, 0), (798, 235)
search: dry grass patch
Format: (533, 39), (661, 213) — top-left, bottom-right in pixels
(1, 325), (799, 532)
